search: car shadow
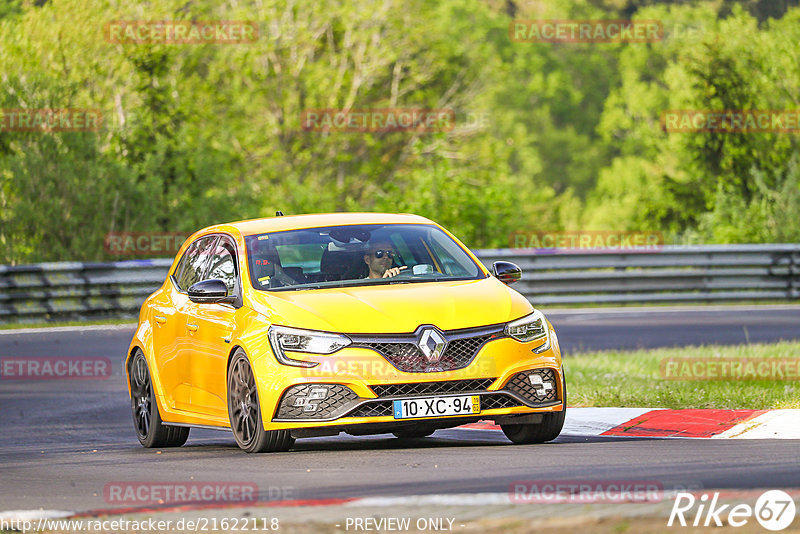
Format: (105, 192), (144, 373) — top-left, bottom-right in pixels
(172, 428), (682, 455)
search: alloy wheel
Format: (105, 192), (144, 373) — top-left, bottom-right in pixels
(130, 354), (152, 439)
(229, 356), (258, 446)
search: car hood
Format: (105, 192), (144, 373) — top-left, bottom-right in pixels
(245, 277), (533, 333)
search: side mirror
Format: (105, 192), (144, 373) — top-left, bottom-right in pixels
(188, 279), (235, 304)
(492, 261), (522, 285)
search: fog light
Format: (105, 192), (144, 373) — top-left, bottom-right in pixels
(276, 384), (359, 420)
(292, 386), (329, 412)
(308, 387), (328, 400)
(529, 373), (553, 395)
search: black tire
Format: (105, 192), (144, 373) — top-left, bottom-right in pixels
(501, 369), (566, 444)
(228, 349), (294, 453)
(129, 349), (189, 448)
(392, 427), (436, 439)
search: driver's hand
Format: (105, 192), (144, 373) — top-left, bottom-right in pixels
(383, 265), (408, 278)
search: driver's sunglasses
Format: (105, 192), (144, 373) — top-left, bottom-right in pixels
(372, 249), (396, 259)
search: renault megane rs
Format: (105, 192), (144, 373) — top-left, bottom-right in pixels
(126, 213), (565, 452)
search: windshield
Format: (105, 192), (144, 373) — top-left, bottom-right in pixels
(244, 224), (485, 291)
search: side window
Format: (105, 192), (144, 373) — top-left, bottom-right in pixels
(173, 236), (217, 291)
(206, 240), (237, 294)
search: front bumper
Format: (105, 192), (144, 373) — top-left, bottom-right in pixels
(252, 328), (564, 432)
(274, 368), (560, 422)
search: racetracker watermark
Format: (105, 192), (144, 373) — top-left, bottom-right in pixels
(662, 110), (800, 133)
(300, 109), (455, 133)
(299, 357), (497, 378)
(0, 357), (111, 380)
(665, 22), (706, 41)
(455, 110), (492, 131)
(661, 357), (800, 381)
(510, 480), (675, 503)
(510, 20), (663, 43)
(509, 230), (664, 253)
(0, 109), (102, 132)
(103, 481), (287, 506)
(104, 21), (258, 44)
(104, 232), (190, 256)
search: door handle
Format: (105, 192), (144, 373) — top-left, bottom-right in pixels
(187, 323), (199, 332)
(154, 315), (167, 324)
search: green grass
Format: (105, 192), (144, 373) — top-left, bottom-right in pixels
(0, 317), (136, 330)
(565, 341), (800, 409)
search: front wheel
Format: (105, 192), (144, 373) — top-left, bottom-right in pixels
(129, 350), (189, 448)
(501, 369), (566, 444)
(227, 349), (294, 453)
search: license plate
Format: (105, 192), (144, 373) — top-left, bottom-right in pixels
(392, 395), (480, 419)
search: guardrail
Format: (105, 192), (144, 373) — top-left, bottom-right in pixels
(1, 245), (798, 323)
(477, 244), (800, 305)
(0, 259), (173, 323)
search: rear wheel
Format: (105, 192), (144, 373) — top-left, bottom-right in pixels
(228, 349), (294, 453)
(501, 369), (566, 444)
(129, 350), (189, 448)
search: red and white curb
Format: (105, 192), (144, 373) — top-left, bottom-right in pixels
(460, 408), (800, 438)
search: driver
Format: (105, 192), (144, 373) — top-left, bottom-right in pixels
(363, 240), (407, 278)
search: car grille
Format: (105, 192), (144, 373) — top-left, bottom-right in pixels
(349, 402), (394, 418)
(349, 324), (504, 373)
(371, 378), (496, 398)
(503, 368), (559, 405)
(480, 394), (524, 410)
(274, 384), (359, 420)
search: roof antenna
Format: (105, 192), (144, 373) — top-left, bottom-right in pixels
(275, 211), (284, 217)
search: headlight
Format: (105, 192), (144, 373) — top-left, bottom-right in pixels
(505, 310), (550, 353)
(268, 326), (351, 368)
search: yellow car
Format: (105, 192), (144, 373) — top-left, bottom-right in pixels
(126, 213), (565, 453)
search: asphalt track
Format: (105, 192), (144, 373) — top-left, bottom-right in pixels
(1, 305), (799, 514)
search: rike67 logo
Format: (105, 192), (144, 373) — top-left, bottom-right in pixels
(669, 490), (796, 531)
